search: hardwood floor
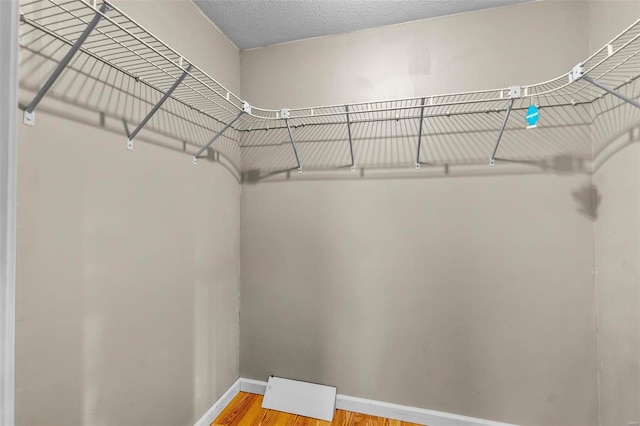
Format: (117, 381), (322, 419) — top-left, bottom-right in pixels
(213, 392), (421, 426)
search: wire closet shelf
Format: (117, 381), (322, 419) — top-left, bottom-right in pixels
(18, 0), (640, 170)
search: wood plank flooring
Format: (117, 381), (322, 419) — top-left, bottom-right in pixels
(213, 392), (421, 426)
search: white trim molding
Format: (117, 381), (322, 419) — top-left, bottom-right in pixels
(239, 378), (267, 395)
(0, 0), (19, 425)
(207, 379), (517, 426)
(335, 394), (516, 426)
(193, 379), (240, 426)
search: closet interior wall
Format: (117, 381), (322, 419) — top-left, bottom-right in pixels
(239, 2), (601, 425)
(14, 0), (640, 425)
(15, 1), (241, 425)
(590, 1), (640, 425)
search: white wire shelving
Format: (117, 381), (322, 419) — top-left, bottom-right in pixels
(17, 0), (640, 173)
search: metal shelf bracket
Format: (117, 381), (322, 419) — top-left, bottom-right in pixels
(17, 0), (640, 172)
(282, 109), (301, 173)
(23, 2), (111, 126)
(489, 86), (520, 167)
(572, 62), (640, 109)
(569, 63), (585, 83)
(192, 101), (250, 165)
(345, 105), (355, 171)
(415, 97), (426, 169)
(127, 64), (193, 150)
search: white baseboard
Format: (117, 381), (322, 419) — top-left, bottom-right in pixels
(193, 378), (240, 426)
(196, 378), (517, 426)
(335, 394), (516, 426)
(237, 378), (517, 426)
(239, 377), (267, 395)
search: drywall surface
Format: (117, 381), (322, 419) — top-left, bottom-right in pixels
(593, 142), (640, 426)
(590, 2), (640, 425)
(240, 1), (588, 109)
(240, 175), (597, 425)
(589, 0), (640, 59)
(117, 0), (241, 95)
(239, 1), (598, 425)
(15, 1), (241, 425)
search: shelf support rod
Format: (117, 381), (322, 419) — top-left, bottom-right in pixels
(23, 2), (110, 126)
(582, 75), (640, 109)
(127, 64), (192, 150)
(570, 62), (640, 109)
(489, 86), (520, 167)
(415, 97), (426, 169)
(281, 109), (301, 173)
(285, 119), (302, 174)
(345, 105), (355, 171)
(192, 110), (245, 165)
(490, 98), (515, 167)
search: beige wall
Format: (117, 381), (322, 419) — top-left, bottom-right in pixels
(240, 1), (588, 109)
(16, 0), (640, 425)
(593, 141), (640, 426)
(16, 1), (241, 425)
(116, 0), (240, 96)
(239, 2), (602, 425)
(590, 2), (640, 425)
(241, 175), (597, 425)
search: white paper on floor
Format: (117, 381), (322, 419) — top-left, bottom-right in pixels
(261, 376), (337, 421)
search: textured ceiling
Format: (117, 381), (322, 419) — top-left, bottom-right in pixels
(193, 0), (531, 50)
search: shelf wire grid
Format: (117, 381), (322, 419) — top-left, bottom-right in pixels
(17, 0), (640, 172)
